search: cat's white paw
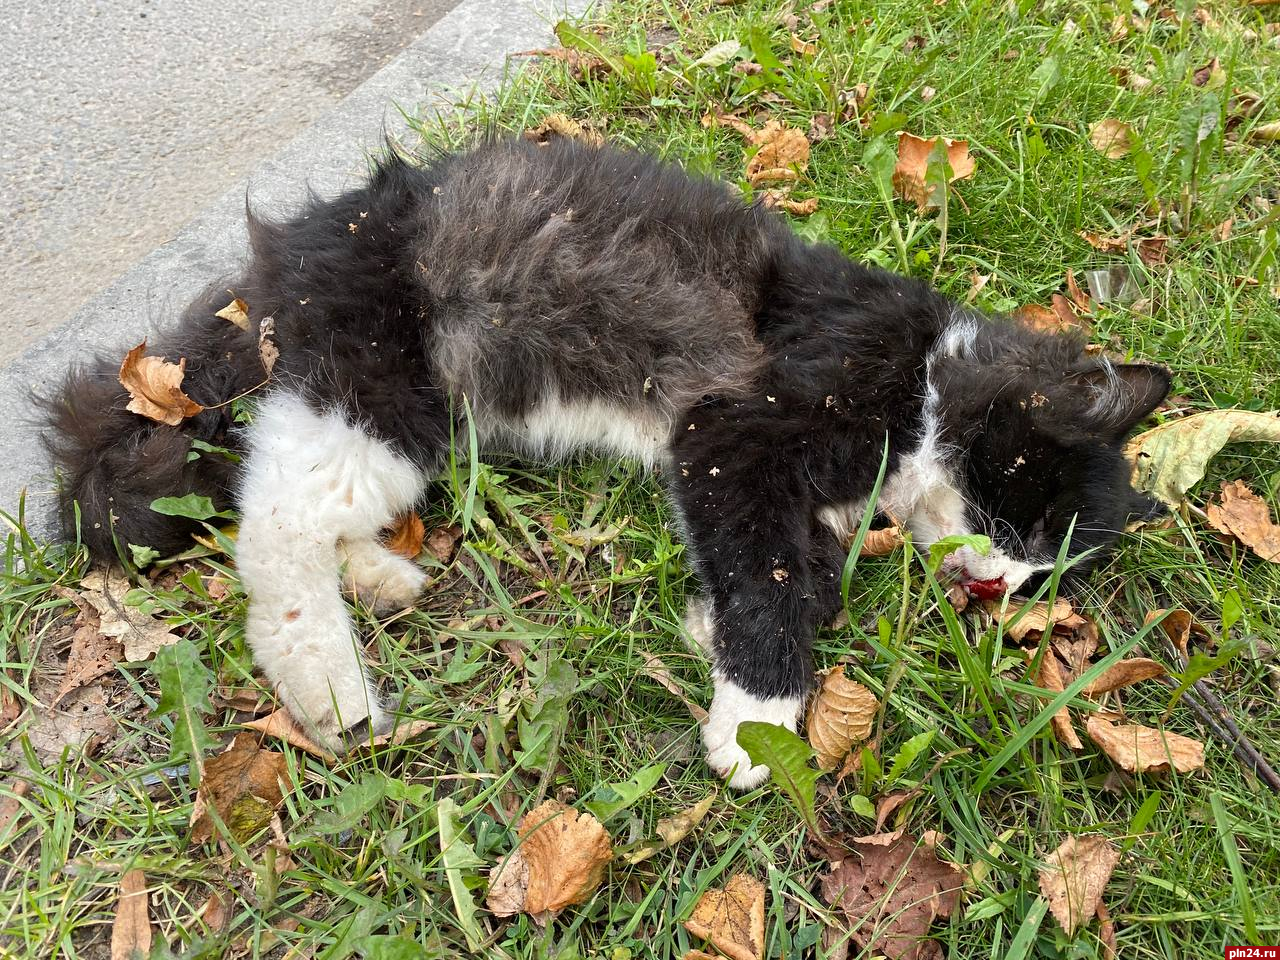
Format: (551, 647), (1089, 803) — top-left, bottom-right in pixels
(341, 539), (429, 614)
(276, 669), (390, 750)
(702, 678), (803, 791)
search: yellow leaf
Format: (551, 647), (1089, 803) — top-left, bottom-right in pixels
(806, 666), (879, 770)
(1085, 716), (1205, 774)
(684, 873), (766, 960)
(118, 341), (205, 426)
(1205, 479), (1280, 562)
(621, 793), (717, 864)
(1088, 119), (1133, 159)
(1124, 409), (1280, 506)
(214, 297), (250, 331)
(1038, 835), (1120, 936)
(524, 113), (604, 146)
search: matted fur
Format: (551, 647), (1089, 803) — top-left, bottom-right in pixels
(42, 136), (1169, 788)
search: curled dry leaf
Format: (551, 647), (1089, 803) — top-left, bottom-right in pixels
(1085, 715), (1204, 774)
(1038, 835), (1120, 936)
(892, 133), (976, 212)
(807, 666), (880, 770)
(759, 190), (819, 216)
(190, 731), (290, 843)
(1080, 229), (1168, 267)
(621, 792), (716, 864)
(258, 316), (279, 377)
(1248, 120), (1280, 143)
(425, 523), (463, 563)
(487, 800), (613, 923)
(1144, 608), (1208, 661)
(111, 869), (152, 960)
(118, 341), (205, 426)
(524, 113), (604, 146)
(684, 872), (766, 960)
(1124, 409), (1280, 507)
(243, 707), (336, 762)
(822, 831), (964, 960)
(384, 512), (426, 559)
(745, 120), (810, 186)
(215, 297), (250, 331)
(640, 649), (710, 723)
(79, 568), (181, 662)
(985, 597), (1092, 644)
(701, 108), (756, 138)
(1014, 303), (1075, 335)
(859, 525), (904, 557)
(1205, 479), (1280, 562)
(1081, 658), (1167, 696)
(1088, 119), (1133, 159)
(1031, 647), (1083, 751)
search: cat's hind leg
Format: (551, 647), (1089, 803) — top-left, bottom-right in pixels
(236, 392), (426, 746)
(340, 538), (430, 614)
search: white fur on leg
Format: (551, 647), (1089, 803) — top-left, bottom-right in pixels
(340, 539), (430, 614)
(236, 393), (424, 746)
(683, 597), (715, 654)
(702, 676), (804, 790)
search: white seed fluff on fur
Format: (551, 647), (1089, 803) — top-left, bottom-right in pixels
(236, 392), (425, 743)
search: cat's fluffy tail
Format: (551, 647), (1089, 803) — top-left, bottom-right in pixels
(40, 285), (266, 560)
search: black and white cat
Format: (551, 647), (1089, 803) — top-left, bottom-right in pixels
(45, 137), (1169, 788)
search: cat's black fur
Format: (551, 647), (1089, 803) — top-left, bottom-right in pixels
(44, 136), (1168, 717)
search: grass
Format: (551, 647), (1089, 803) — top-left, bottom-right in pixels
(3, 0), (1280, 957)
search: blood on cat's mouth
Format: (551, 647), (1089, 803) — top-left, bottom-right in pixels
(961, 576), (1007, 600)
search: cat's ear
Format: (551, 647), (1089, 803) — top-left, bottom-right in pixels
(1068, 362), (1171, 440)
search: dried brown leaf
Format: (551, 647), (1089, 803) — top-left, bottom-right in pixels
(745, 121), (810, 185)
(243, 708), (337, 762)
(118, 340), (204, 426)
(822, 831), (964, 960)
(190, 731), (290, 843)
(874, 789), (919, 832)
(985, 597), (1089, 643)
(701, 109), (756, 138)
(1192, 57), (1224, 89)
(1038, 835), (1120, 936)
(1085, 716), (1205, 774)
(1014, 303), (1072, 334)
(789, 33), (817, 56)
(1205, 479), (1280, 562)
(1032, 647), (1084, 750)
(1081, 658), (1167, 696)
(525, 113), (604, 146)
(1143, 608), (1208, 661)
(0, 779), (32, 839)
(1065, 269), (1093, 314)
(807, 666), (879, 770)
(384, 512), (426, 559)
(510, 46), (610, 81)
(52, 619), (122, 707)
(487, 800), (613, 923)
(199, 890), (232, 934)
(215, 297), (250, 331)
(684, 873), (766, 960)
(258, 316), (279, 376)
(425, 523), (463, 563)
(27, 682), (117, 759)
(79, 568), (181, 662)
(111, 869), (152, 960)
(1088, 119), (1133, 159)
(892, 133), (975, 212)
(859, 526), (904, 557)
(759, 190), (819, 215)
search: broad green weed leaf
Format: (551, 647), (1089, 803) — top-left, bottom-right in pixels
(313, 774), (388, 833)
(926, 534), (991, 571)
(150, 493), (233, 521)
(691, 39), (741, 69)
(737, 721), (821, 833)
(150, 640), (216, 764)
(585, 762), (667, 821)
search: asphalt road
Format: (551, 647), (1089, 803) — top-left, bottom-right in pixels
(0, 0), (458, 364)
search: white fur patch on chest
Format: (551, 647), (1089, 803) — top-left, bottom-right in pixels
(479, 396), (671, 469)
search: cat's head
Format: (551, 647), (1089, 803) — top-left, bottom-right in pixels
(913, 316), (1169, 597)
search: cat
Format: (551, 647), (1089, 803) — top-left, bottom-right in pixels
(44, 136), (1169, 788)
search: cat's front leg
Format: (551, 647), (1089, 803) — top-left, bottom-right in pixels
(670, 425), (819, 789)
(237, 393), (425, 747)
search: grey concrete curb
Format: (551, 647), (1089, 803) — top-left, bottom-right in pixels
(0, 0), (589, 542)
